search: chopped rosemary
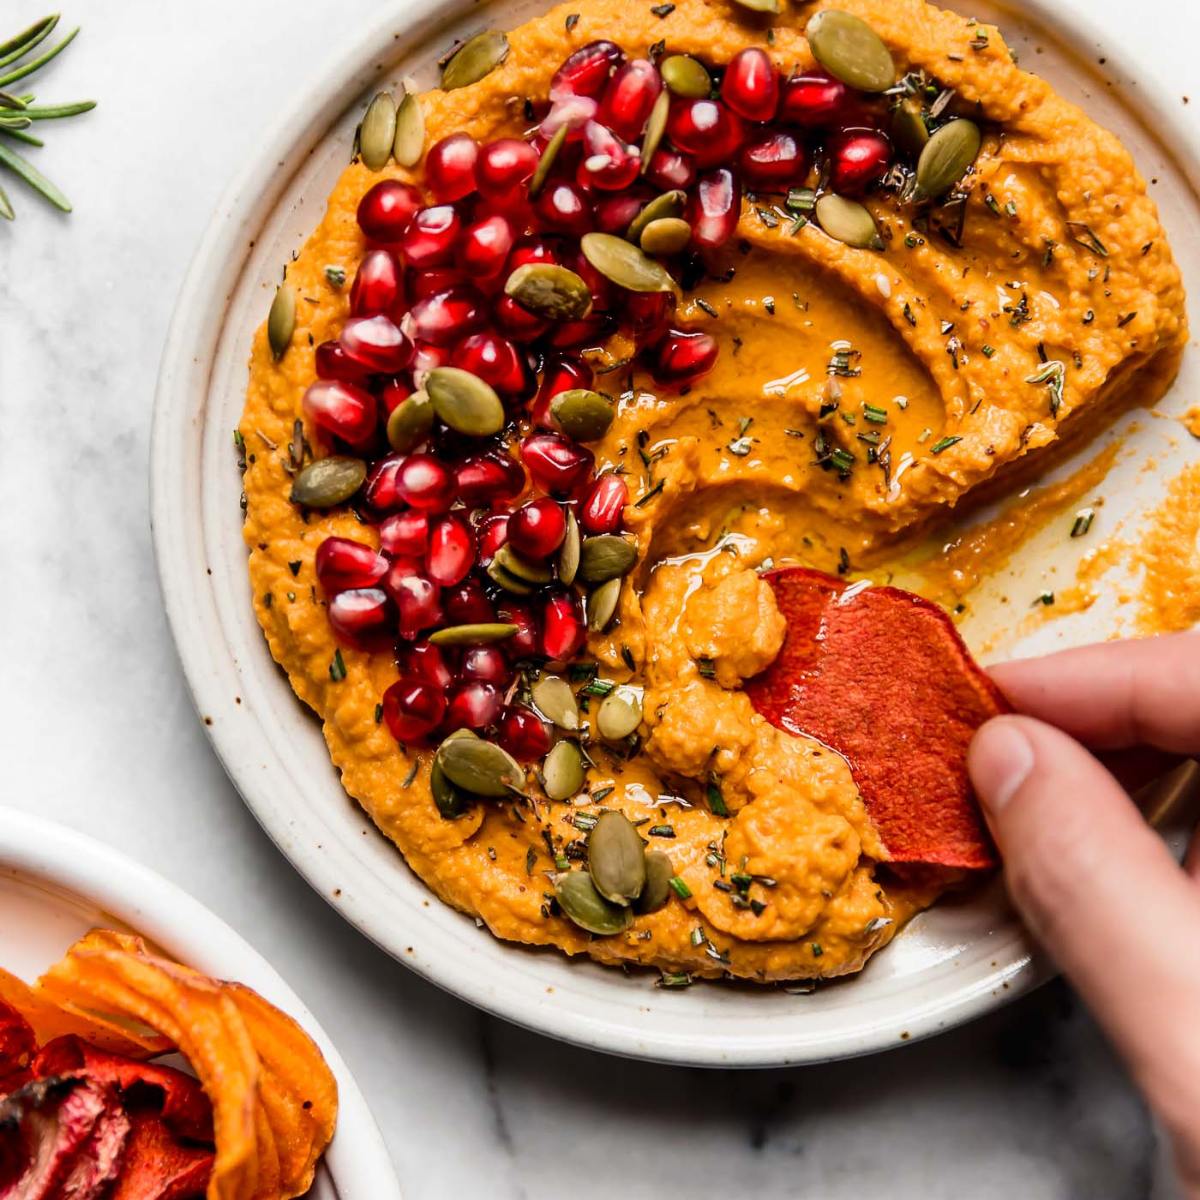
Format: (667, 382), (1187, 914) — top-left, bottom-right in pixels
(635, 479), (665, 507)
(706, 773), (729, 817)
(657, 971), (692, 988)
(862, 402), (888, 424)
(1066, 221), (1108, 258)
(328, 649), (347, 682)
(323, 265), (346, 288)
(1070, 508), (1095, 538)
(668, 876), (692, 900)
(930, 435), (961, 455)
(1025, 359), (1066, 415)
(981, 344), (996, 357)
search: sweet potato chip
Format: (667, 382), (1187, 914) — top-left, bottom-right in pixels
(108, 1110), (214, 1200)
(746, 568), (1007, 870)
(0, 997), (35, 1092)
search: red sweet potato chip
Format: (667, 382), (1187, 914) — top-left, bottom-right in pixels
(0, 998), (36, 1093)
(108, 1110), (214, 1200)
(746, 568), (1007, 870)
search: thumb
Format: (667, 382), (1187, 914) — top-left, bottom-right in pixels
(968, 716), (1200, 1155)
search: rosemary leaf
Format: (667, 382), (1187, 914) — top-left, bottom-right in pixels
(0, 26), (80, 89)
(0, 183), (13, 220)
(0, 15), (58, 72)
(0, 124), (43, 146)
(0, 138), (71, 211)
(20, 99), (95, 120)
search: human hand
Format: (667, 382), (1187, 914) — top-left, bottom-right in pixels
(968, 633), (1200, 1194)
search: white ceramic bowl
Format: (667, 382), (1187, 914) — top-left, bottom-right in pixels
(0, 807), (401, 1200)
(151, 0), (1199, 1065)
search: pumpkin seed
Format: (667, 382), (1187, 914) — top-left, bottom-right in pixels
(429, 622), (518, 646)
(814, 193), (883, 249)
(426, 366), (505, 436)
(587, 810), (646, 905)
(890, 98), (929, 159)
(436, 734), (524, 797)
(661, 54), (712, 98)
(555, 870), (633, 935)
(626, 189), (686, 243)
(542, 740), (585, 801)
(558, 508), (581, 585)
(359, 91), (397, 170)
(578, 534), (638, 584)
(639, 88), (671, 173)
(289, 456), (366, 508)
(635, 851), (674, 914)
(393, 91), (425, 167)
(505, 262), (593, 321)
(806, 10), (895, 93)
(732, 0), (781, 13)
(441, 30), (509, 91)
(531, 675), (579, 730)
(550, 389), (615, 442)
(596, 689), (642, 741)
(586, 577), (622, 632)
(529, 123), (567, 198)
(581, 232), (677, 294)
(485, 556), (535, 594)
(386, 389), (434, 453)
(640, 216), (692, 256)
(431, 756), (470, 819)
(267, 283), (295, 361)
(915, 118), (981, 200)
(494, 543), (553, 585)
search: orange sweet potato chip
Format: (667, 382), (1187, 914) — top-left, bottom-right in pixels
(746, 568), (1007, 870)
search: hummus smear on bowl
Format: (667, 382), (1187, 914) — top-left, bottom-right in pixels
(238, 0), (1185, 984)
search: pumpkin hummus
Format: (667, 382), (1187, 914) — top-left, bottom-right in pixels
(238, 0), (1185, 982)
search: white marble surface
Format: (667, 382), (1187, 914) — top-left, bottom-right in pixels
(1, 1), (1195, 1196)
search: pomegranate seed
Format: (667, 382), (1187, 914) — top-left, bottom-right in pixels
(357, 180), (422, 243)
(385, 567), (443, 638)
(410, 267), (467, 300)
(570, 248), (615, 312)
(625, 290), (675, 337)
(577, 121), (641, 191)
(580, 474), (628, 533)
(410, 341), (452, 383)
(540, 94), (599, 144)
(478, 138), (540, 194)
(425, 133), (479, 202)
(378, 510), (429, 557)
(401, 205), (462, 268)
(688, 168), (742, 249)
(339, 315), (412, 375)
(827, 128), (892, 196)
(598, 59), (662, 141)
(314, 340), (369, 384)
(520, 433), (595, 496)
(476, 513), (510, 563)
(541, 592), (586, 661)
(451, 331), (529, 397)
(460, 214), (515, 279)
(477, 185), (535, 230)
(443, 680), (503, 732)
(379, 378), (413, 416)
(456, 451), (526, 507)
(407, 287), (485, 346)
(494, 294), (550, 342)
(544, 313), (615, 349)
(497, 705), (552, 760)
(645, 148), (696, 190)
(364, 454), (407, 513)
(444, 577), (495, 624)
(400, 639), (454, 689)
(461, 645), (512, 687)
(303, 380), (376, 447)
(666, 99), (746, 169)
(327, 587), (394, 650)
(350, 249), (405, 321)
(551, 41), (625, 102)
(508, 498), (567, 559)
(496, 599), (539, 659)
(382, 677), (446, 741)
(426, 513), (476, 586)
(721, 48), (780, 122)
(394, 453), (456, 512)
(648, 328), (718, 388)
(315, 537), (388, 594)
(594, 191), (650, 234)
(534, 180), (593, 235)
(779, 69), (852, 129)
(739, 128), (810, 188)
(509, 237), (564, 270)
(531, 355), (593, 426)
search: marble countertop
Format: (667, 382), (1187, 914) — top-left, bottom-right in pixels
(1, 1), (1194, 1195)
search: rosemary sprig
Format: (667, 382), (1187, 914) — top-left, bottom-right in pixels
(0, 14), (58, 71)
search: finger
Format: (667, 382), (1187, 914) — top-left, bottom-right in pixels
(968, 715), (1200, 1145)
(988, 632), (1200, 754)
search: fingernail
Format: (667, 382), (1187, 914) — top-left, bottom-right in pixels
(968, 718), (1035, 813)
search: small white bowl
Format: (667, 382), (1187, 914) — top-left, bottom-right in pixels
(0, 807), (401, 1200)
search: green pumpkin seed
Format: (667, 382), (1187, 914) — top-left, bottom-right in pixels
(267, 283), (295, 361)
(634, 851), (674, 914)
(531, 675), (579, 730)
(555, 870), (633, 935)
(426, 367), (505, 436)
(890, 98), (929, 159)
(587, 810), (646, 905)
(530, 123), (567, 198)
(289, 456), (366, 508)
(639, 88), (671, 173)
(359, 91), (397, 170)
(578, 534), (638, 584)
(587, 577), (622, 632)
(596, 689), (642, 741)
(732, 0), (781, 13)
(494, 543), (553, 585)
(581, 232), (677, 295)
(486, 556), (535, 594)
(626, 189), (686, 243)
(441, 31), (509, 91)
(429, 622), (518, 646)
(542, 740), (586, 801)
(558, 508), (581, 585)
(393, 91), (425, 167)
(814, 193), (884, 249)
(386, 389), (434, 453)
(505, 262), (593, 321)
(436, 734), (524, 797)
(640, 217), (692, 256)
(431, 756), (470, 819)
(661, 54), (712, 98)
(550, 389), (615, 442)
(806, 10), (895, 93)
(915, 118), (981, 200)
